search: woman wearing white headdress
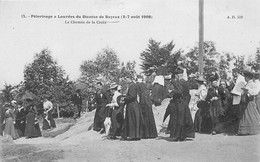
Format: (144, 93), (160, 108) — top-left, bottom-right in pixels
(151, 62), (170, 106)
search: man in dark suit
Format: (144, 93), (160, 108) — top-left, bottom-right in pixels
(72, 89), (83, 119)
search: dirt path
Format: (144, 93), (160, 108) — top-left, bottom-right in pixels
(1, 98), (260, 162)
(3, 131), (259, 162)
(59, 132), (260, 162)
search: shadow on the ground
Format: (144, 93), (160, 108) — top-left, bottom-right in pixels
(156, 136), (194, 142)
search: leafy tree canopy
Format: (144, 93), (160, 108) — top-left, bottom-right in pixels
(23, 49), (73, 104)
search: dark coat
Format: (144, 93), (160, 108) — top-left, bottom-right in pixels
(122, 82), (144, 139)
(91, 89), (110, 131)
(136, 82), (158, 138)
(165, 79), (195, 140)
(206, 87), (225, 122)
(15, 107), (27, 136)
(72, 93), (83, 105)
(24, 105), (41, 138)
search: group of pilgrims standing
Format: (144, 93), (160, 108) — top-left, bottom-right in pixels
(1, 65), (260, 142)
(90, 65), (260, 141)
(193, 69), (260, 136)
(90, 76), (158, 140)
(1, 96), (56, 140)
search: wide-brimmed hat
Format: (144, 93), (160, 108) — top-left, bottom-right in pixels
(195, 75), (206, 82)
(108, 83), (118, 90)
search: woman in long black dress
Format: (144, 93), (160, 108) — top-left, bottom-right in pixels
(205, 83), (225, 135)
(122, 76), (144, 140)
(136, 77), (158, 139)
(24, 99), (41, 138)
(164, 71), (195, 141)
(91, 81), (110, 132)
(15, 101), (27, 137)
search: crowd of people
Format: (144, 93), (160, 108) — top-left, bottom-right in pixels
(0, 95), (56, 140)
(193, 70), (260, 136)
(1, 66), (260, 142)
(89, 66), (260, 141)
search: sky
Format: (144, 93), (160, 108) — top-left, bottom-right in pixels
(0, 0), (259, 89)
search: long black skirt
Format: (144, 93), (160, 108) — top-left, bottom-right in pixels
(169, 100), (195, 139)
(24, 112), (41, 138)
(122, 101), (144, 139)
(93, 104), (107, 131)
(110, 108), (124, 137)
(140, 103), (158, 138)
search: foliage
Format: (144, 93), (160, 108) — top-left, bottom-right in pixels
(0, 82), (24, 103)
(80, 47), (136, 95)
(23, 49), (74, 114)
(246, 48), (260, 72)
(1, 84), (14, 103)
(232, 55), (245, 75)
(140, 39), (177, 76)
(184, 41), (220, 80)
(218, 53), (233, 79)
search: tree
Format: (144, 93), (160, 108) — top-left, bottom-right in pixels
(118, 61), (137, 92)
(218, 53), (233, 79)
(23, 49), (71, 103)
(185, 41), (220, 80)
(80, 47), (120, 90)
(80, 47), (136, 93)
(0, 82), (24, 103)
(247, 47), (260, 72)
(1, 84), (14, 103)
(233, 55), (245, 76)
(119, 61), (136, 79)
(140, 39), (176, 76)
